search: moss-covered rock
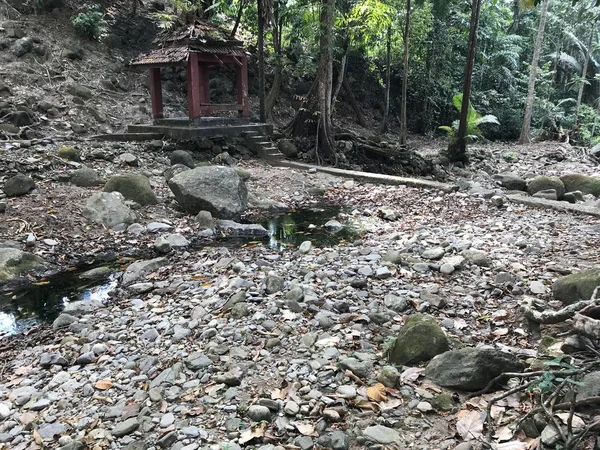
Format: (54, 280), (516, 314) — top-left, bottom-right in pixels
(552, 268), (600, 305)
(385, 314), (450, 366)
(527, 176), (565, 199)
(0, 248), (45, 282)
(560, 174), (600, 197)
(430, 393), (454, 412)
(104, 174), (157, 206)
(57, 145), (81, 161)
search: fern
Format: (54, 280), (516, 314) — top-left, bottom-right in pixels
(439, 94), (500, 144)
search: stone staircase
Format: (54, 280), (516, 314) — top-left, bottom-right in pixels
(242, 131), (284, 160)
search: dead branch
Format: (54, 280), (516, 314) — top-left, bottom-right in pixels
(521, 295), (600, 324)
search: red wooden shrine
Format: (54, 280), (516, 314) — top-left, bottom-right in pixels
(132, 21), (249, 121)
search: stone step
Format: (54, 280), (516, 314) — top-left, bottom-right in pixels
(246, 135), (268, 142)
(88, 133), (165, 142)
(156, 117), (251, 127)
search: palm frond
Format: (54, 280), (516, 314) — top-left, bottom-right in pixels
(475, 114), (501, 126)
(564, 30), (587, 58)
(547, 51), (583, 72)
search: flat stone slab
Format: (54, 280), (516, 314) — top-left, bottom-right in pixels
(270, 161), (459, 193)
(506, 195), (600, 218)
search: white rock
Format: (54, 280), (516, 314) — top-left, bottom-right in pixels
(530, 280), (547, 294)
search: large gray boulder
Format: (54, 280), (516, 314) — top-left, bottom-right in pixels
(4, 174), (35, 197)
(386, 314), (450, 366)
(527, 176), (565, 200)
(104, 175), (157, 206)
(494, 172), (526, 191)
(83, 192), (137, 228)
(278, 139), (298, 158)
(552, 268), (600, 305)
(168, 166), (247, 219)
(122, 257), (167, 285)
(577, 371), (600, 401)
(71, 167), (103, 187)
(425, 347), (525, 391)
(560, 174), (600, 197)
(0, 248), (45, 282)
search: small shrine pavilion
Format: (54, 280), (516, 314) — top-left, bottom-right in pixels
(132, 21), (249, 122)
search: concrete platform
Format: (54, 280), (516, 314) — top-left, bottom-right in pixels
(127, 122), (273, 140)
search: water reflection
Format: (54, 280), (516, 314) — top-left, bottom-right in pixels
(0, 271), (118, 337)
(263, 206), (360, 251)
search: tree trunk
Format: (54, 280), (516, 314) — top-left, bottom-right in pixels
(447, 0), (483, 163)
(381, 25), (393, 134)
(231, 0), (246, 37)
(342, 78), (368, 127)
(332, 37), (350, 109)
(288, 0), (337, 162)
(257, 0), (266, 122)
(266, 1), (282, 120)
(574, 26), (594, 128)
(400, 0), (411, 145)
(518, 0), (549, 144)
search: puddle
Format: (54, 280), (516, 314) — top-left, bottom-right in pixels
(260, 205), (362, 250)
(0, 267), (118, 337)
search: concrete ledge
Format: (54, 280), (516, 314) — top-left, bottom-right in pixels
(507, 194), (600, 218)
(128, 123), (272, 139)
(269, 160), (459, 193)
(89, 133), (164, 142)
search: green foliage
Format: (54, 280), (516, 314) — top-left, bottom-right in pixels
(71, 4), (105, 39)
(528, 357), (585, 395)
(439, 94), (500, 144)
(574, 103), (600, 145)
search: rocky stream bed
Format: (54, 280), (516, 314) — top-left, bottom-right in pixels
(0, 138), (599, 450)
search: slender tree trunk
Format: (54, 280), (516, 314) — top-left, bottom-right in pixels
(518, 0), (549, 144)
(574, 26), (594, 128)
(342, 78), (368, 127)
(288, 0), (337, 162)
(231, 0), (246, 37)
(381, 25), (393, 134)
(447, 0), (483, 163)
(400, 0), (411, 144)
(257, 0), (266, 122)
(332, 37), (350, 109)
(266, 2), (282, 119)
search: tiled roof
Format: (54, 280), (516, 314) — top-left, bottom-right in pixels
(131, 46), (189, 66)
(132, 20), (245, 66)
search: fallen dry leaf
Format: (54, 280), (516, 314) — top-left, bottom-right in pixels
(94, 379), (113, 390)
(239, 422), (266, 444)
(555, 412), (585, 429)
(366, 383), (388, 402)
(456, 409), (484, 440)
(493, 425), (514, 441)
(33, 428), (43, 445)
(400, 367), (425, 383)
(380, 398), (403, 411)
(493, 441), (528, 450)
(294, 421), (316, 436)
(14, 366), (32, 376)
